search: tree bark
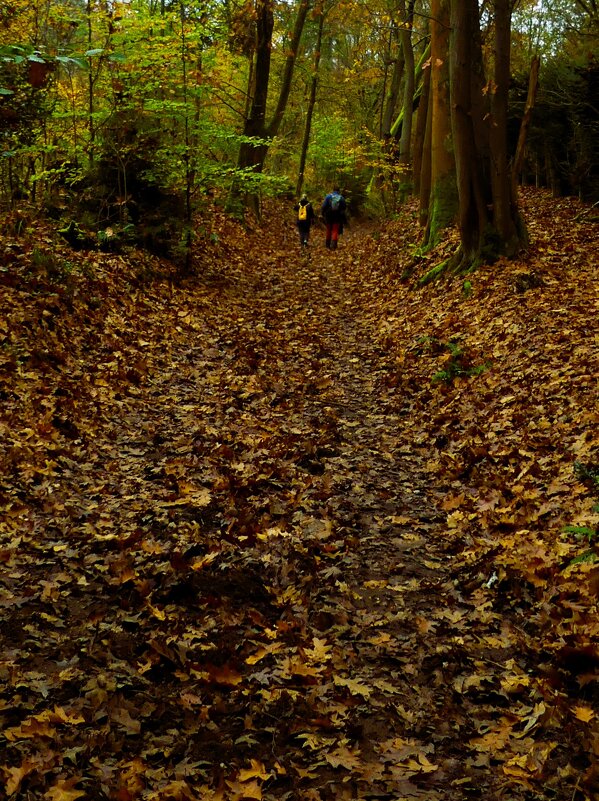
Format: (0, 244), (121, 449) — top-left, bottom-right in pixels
(424, 0), (457, 247)
(267, 0), (310, 139)
(449, 0), (492, 263)
(489, 0), (524, 255)
(511, 53), (540, 202)
(381, 24), (405, 140)
(397, 0), (416, 175)
(296, 2), (325, 195)
(413, 56), (430, 203)
(449, 0), (527, 267)
(229, 0), (309, 215)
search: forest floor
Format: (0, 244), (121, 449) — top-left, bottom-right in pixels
(0, 189), (598, 801)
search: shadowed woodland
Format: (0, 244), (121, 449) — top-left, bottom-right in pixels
(1, 1), (598, 800)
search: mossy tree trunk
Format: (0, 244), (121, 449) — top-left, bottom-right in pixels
(397, 0), (416, 186)
(449, 0), (527, 269)
(412, 52), (430, 205)
(423, 0), (457, 248)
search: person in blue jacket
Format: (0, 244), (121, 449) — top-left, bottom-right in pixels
(321, 187), (347, 250)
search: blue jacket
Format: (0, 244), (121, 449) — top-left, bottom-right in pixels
(321, 192), (347, 223)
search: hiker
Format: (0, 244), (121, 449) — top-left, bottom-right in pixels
(321, 187), (347, 250)
(294, 193), (316, 247)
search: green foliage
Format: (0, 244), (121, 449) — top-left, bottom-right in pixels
(307, 113), (363, 190)
(563, 505), (599, 567)
(562, 461), (599, 566)
(418, 259), (450, 286)
(563, 524), (597, 543)
(1, 0), (596, 234)
(30, 247), (75, 282)
(574, 460), (599, 494)
(426, 338), (491, 385)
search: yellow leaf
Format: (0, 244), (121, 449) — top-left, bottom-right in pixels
(246, 647), (268, 665)
(303, 637), (333, 663)
(4, 718), (56, 741)
(238, 760), (271, 782)
(3, 760), (36, 796)
(44, 778), (86, 801)
(572, 705), (595, 723)
(50, 707), (85, 725)
(333, 675), (372, 699)
(324, 745), (362, 771)
(281, 657), (322, 678)
(368, 632), (393, 645)
(389, 515), (412, 525)
(226, 779), (262, 800)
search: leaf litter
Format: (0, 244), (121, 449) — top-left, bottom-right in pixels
(0, 189), (598, 800)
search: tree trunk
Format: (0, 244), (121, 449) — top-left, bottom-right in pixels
(413, 56), (430, 202)
(489, 0), (526, 255)
(449, 0), (492, 264)
(424, 0), (457, 247)
(229, 0), (309, 215)
(296, 3), (325, 196)
(228, 0), (273, 216)
(266, 0), (310, 139)
(397, 0), (416, 178)
(381, 25), (405, 140)
(449, 0), (527, 268)
(511, 53), (540, 203)
(417, 65), (432, 226)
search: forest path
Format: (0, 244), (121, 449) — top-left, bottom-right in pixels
(4, 211), (583, 801)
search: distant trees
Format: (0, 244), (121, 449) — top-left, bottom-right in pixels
(511, 0), (599, 201)
(228, 0), (310, 216)
(0, 0), (596, 266)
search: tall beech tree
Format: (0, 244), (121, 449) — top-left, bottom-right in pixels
(423, 0), (457, 247)
(296, 1), (325, 196)
(230, 0), (310, 214)
(396, 0), (415, 174)
(449, 0), (527, 269)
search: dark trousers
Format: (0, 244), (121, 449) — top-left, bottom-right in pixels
(297, 222), (310, 246)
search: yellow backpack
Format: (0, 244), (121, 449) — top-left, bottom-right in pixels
(298, 203), (308, 221)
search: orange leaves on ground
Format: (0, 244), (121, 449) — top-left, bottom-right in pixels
(1, 191), (597, 801)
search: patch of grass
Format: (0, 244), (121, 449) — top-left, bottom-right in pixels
(429, 338), (491, 384)
(563, 498), (599, 567)
(30, 247), (75, 283)
(574, 460), (599, 495)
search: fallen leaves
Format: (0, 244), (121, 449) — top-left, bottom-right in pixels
(1, 191), (597, 800)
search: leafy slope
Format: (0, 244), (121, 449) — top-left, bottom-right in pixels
(0, 191), (597, 801)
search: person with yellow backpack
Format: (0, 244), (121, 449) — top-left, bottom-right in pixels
(294, 193), (316, 248)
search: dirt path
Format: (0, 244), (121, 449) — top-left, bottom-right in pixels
(2, 218), (593, 800)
